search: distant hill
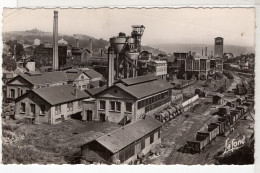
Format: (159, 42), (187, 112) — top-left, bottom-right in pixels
(141, 45), (166, 55)
(148, 43), (255, 57)
(3, 30), (168, 56)
(2, 31), (109, 50)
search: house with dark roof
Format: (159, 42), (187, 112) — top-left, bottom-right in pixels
(71, 47), (91, 64)
(81, 115), (162, 164)
(83, 75), (173, 125)
(6, 69), (104, 101)
(6, 71), (68, 101)
(15, 85), (90, 124)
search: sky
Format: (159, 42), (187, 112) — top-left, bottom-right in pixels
(2, 8), (255, 47)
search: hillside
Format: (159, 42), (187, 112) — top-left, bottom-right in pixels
(2, 31), (109, 50)
(2, 31), (166, 55)
(149, 43), (255, 57)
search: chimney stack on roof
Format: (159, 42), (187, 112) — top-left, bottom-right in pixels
(205, 47), (207, 57)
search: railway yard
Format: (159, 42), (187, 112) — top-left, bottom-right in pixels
(145, 73), (254, 165)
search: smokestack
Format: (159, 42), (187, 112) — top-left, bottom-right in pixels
(108, 47), (114, 87)
(205, 47), (207, 57)
(100, 49), (103, 57)
(76, 39), (79, 48)
(53, 11), (59, 71)
(202, 49), (204, 57)
(89, 39), (93, 57)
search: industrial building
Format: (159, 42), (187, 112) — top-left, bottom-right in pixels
(81, 75), (173, 125)
(80, 115), (162, 164)
(14, 85), (89, 124)
(173, 37), (224, 80)
(148, 60), (168, 79)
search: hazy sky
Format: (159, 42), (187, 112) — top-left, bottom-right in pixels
(3, 8), (255, 47)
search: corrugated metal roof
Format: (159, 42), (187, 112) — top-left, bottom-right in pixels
(115, 78), (173, 99)
(119, 75), (157, 86)
(95, 116), (162, 153)
(32, 84), (90, 105)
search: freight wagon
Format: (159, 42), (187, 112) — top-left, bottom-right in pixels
(186, 133), (210, 153)
(208, 123), (219, 140)
(155, 111), (170, 123)
(218, 106), (231, 116)
(185, 104), (253, 153)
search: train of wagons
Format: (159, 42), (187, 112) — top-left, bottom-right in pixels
(172, 78), (197, 89)
(185, 97), (254, 154)
(155, 94), (199, 123)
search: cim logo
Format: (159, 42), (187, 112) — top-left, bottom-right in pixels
(223, 135), (246, 155)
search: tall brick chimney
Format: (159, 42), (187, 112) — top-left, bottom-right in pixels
(53, 11), (59, 71)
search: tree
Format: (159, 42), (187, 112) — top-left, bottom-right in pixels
(2, 54), (17, 71)
(6, 40), (25, 62)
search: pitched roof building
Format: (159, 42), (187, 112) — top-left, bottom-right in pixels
(15, 84), (90, 124)
(81, 115), (162, 164)
(82, 75), (173, 125)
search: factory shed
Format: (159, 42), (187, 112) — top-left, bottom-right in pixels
(81, 116), (162, 164)
(212, 93), (224, 105)
(92, 75), (173, 124)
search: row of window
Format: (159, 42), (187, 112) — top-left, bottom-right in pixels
(55, 101), (82, 115)
(20, 102), (46, 116)
(137, 90), (171, 110)
(145, 97), (171, 113)
(10, 88), (29, 98)
(156, 67), (167, 72)
(99, 101), (132, 113)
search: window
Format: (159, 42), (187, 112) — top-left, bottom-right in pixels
(81, 76), (84, 80)
(55, 105), (61, 115)
(110, 101), (121, 112)
(99, 100), (106, 110)
(20, 89), (23, 96)
(67, 103), (73, 111)
(30, 104), (36, 115)
(125, 102), (132, 113)
(20, 102), (25, 113)
(150, 132), (154, 144)
(110, 101), (115, 111)
(78, 100), (82, 108)
(116, 102), (121, 111)
(40, 105), (46, 115)
(10, 89), (15, 98)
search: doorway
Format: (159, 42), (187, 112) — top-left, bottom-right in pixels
(30, 104), (35, 116)
(100, 113), (106, 122)
(87, 110), (92, 121)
